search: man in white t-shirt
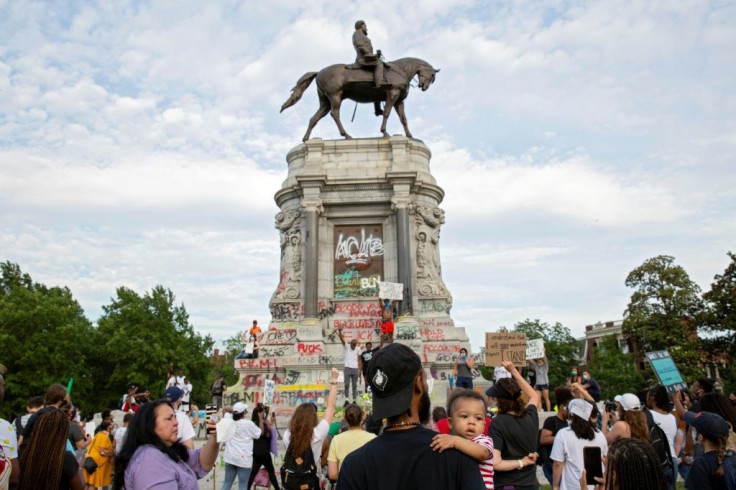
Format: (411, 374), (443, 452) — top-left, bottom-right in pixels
(181, 377), (193, 413)
(164, 386), (196, 449)
(175, 369), (186, 389)
(166, 372), (176, 389)
(338, 330), (363, 405)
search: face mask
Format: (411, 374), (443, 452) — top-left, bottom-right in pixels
(583, 374), (589, 381)
(571, 371), (577, 376)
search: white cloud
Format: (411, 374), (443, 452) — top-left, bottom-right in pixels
(1, 0), (734, 349)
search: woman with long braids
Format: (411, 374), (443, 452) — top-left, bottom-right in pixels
(673, 390), (736, 489)
(550, 398), (607, 489)
(246, 404), (280, 490)
(486, 361), (541, 489)
(18, 409), (84, 490)
(283, 368), (339, 483)
(602, 393), (649, 445)
(603, 438), (667, 490)
(113, 399), (221, 489)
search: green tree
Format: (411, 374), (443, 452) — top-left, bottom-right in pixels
(96, 285), (215, 408)
(622, 255), (703, 381)
(511, 319), (579, 393)
(0, 262), (101, 418)
(588, 335), (647, 401)
(702, 252), (736, 357)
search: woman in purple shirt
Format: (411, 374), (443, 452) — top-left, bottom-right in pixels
(113, 400), (220, 489)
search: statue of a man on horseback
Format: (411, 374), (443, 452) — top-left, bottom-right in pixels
(280, 21), (439, 142)
(352, 20), (387, 89)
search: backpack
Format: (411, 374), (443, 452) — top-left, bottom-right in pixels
(280, 442), (319, 490)
(645, 409), (673, 470)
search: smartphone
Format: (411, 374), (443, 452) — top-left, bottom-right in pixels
(207, 414), (220, 434)
(583, 446), (603, 485)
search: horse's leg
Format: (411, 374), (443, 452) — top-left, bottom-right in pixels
(379, 90), (398, 138)
(328, 94), (351, 139)
(302, 92), (330, 142)
(395, 101), (412, 139)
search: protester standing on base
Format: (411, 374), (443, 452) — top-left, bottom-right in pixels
(338, 330), (362, 406)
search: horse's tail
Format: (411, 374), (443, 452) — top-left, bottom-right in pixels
(280, 72), (318, 112)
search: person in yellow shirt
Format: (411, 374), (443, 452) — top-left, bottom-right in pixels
(327, 404), (376, 481)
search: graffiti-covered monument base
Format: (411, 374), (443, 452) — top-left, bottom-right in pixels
(229, 137), (486, 414)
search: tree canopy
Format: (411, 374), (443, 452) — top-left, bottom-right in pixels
(0, 262), (215, 419)
(702, 252), (736, 356)
(588, 335), (647, 401)
(0, 262), (100, 418)
(622, 255), (704, 381)
(510, 319), (580, 394)
(96, 285), (215, 408)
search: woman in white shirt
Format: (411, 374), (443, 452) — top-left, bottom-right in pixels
(222, 402), (262, 490)
(551, 398), (608, 490)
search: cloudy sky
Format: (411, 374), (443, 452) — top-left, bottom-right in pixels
(2, 0), (734, 351)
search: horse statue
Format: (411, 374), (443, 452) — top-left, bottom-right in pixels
(280, 57), (439, 142)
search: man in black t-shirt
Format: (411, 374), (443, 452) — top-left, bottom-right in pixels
(338, 343), (484, 490)
(358, 336), (384, 389)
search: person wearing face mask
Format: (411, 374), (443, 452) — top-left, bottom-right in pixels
(539, 388), (574, 485)
(567, 367), (581, 388)
(580, 370), (601, 403)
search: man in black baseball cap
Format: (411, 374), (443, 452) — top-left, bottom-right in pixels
(337, 343), (484, 489)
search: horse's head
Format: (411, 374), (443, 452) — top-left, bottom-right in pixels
(417, 67), (439, 91)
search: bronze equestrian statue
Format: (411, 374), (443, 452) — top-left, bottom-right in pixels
(280, 21), (439, 142)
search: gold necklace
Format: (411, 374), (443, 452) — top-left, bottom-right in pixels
(386, 421), (420, 430)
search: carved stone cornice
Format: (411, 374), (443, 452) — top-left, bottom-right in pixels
(301, 197), (324, 214)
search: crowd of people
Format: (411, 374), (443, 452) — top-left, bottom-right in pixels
(4, 344), (736, 490)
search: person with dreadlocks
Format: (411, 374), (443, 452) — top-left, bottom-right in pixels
(17, 409), (84, 490)
(602, 438), (667, 490)
(673, 390), (736, 490)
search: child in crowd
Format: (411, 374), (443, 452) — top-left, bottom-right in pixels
(430, 388), (494, 489)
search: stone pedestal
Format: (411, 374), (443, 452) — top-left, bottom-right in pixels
(227, 137), (488, 415)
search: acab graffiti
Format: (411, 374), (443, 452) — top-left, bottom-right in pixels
(335, 230), (384, 266)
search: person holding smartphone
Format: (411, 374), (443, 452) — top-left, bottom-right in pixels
(550, 398), (608, 490)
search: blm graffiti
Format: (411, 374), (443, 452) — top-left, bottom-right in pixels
(334, 225), (384, 298)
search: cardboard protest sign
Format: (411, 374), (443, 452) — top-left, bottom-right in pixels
(526, 339), (545, 360)
(263, 379), (275, 406)
(645, 351), (688, 394)
(485, 332), (527, 367)
(378, 281), (403, 300)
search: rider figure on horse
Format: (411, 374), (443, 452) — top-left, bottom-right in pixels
(353, 20), (387, 88)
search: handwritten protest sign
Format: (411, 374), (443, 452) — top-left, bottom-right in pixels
(526, 339), (545, 360)
(378, 281), (403, 300)
(485, 332), (527, 367)
(263, 379), (275, 406)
